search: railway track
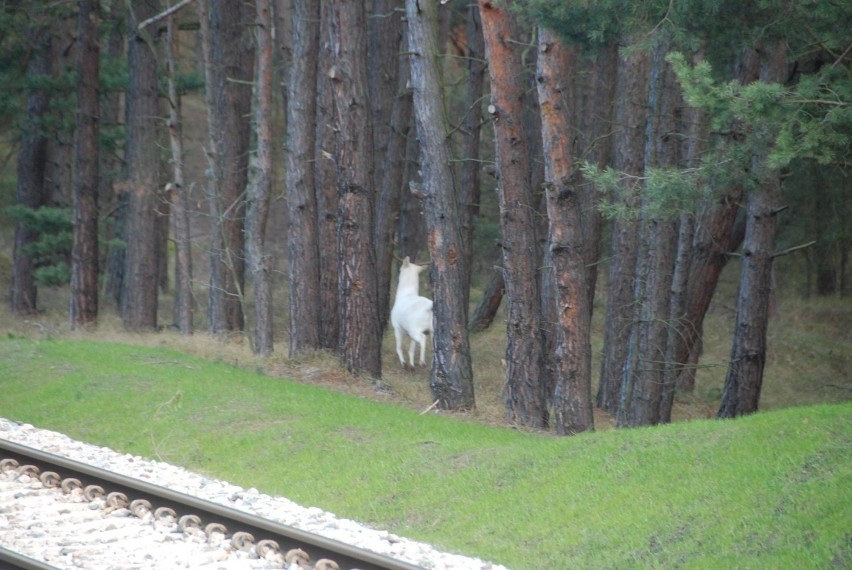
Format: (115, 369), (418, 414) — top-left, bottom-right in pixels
(0, 438), (423, 570)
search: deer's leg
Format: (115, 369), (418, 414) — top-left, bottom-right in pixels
(408, 336), (417, 367)
(394, 327), (406, 367)
(420, 333), (429, 366)
(410, 331), (428, 366)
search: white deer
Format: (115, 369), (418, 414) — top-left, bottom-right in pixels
(390, 256), (433, 369)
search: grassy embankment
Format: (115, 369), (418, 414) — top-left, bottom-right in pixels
(1, 336), (849, 569)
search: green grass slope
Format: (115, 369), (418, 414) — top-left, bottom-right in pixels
(1, 338), (850, 569)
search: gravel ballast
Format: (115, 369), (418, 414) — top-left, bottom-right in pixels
(0, 418), (507, 570)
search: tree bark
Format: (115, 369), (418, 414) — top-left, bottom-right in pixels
(368, 0), (402, 179)
(286, 0), (322, 355)
(719, 41), (787, 418)
(123, 0), (162, 331)
(536, 29), (594, 434)
(665, 49), (759, 396)
(479, 0), (547, 428)
(11, 24), (51, 315)
(406, 0), (476, 410)
(100, 0), (125, 310)
(374, 63), (413, 329)
(105, 191), (128, 307)
(618, 40), (679, 427)
(397, 155), (428, 263)
(246, 0), (274, 356)
(371, 3), (410, 334)
(457, 4), (487, 316)
(660, 66), (708, 417)
(468, 263), (504, 333)
(813, 167), (837, 295)
(578, 43), (618, 308)
(156, 197), (169, 294)
(596, 41), (650, 414)
(70, 0), (101, 330)
(315, 0), (340, 350)
(164, 12), (193, 336)
(203, 0), (254, 336)
(329, 0), (382, 378)
(46, 11), (75, 208)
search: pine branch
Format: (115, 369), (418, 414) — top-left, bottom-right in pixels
(772, 240), (816, 258)
(137, 0), (198, 32)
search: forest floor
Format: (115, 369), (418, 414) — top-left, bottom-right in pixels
(2, 257), (850, 434)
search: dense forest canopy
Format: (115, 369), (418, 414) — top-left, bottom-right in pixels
(0, 0), (849, 433)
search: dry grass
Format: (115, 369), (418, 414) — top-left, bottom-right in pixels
(2, 258), (849, 434)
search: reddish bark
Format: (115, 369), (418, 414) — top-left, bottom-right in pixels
(537, 29), (594, 434)
(479, 0), (548, 428)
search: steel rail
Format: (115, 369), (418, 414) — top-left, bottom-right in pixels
(0, 546), (60, 570)
(0, 438), (423, 570)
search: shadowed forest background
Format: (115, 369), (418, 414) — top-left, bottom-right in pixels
(1, 0), (850, 434)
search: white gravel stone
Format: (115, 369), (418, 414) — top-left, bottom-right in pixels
(0, 418), (508, 569)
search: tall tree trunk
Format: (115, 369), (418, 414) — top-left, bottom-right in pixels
(374, 61), (413, 329)
(286, 0), (322, 355)
(105, 191), (128, 307)
(165, 11), (193, 336)
(719, 41), (787, 418)
(578, 43), (618, 307)
(371, 3), (410, 334)
(537, 29), (594, 434)
(368, 0), (401, 177)
(813, 166), (837, 295)
(11, 24), (51, 315)
(203, 0), (254, 336)
(46, 11), (75, 209)
(676, 188), (747, 392)
(468, 262), (504, 333)
(665, 50), (759, 395)
(840, 235), (849, 297)
(397, 152), (428, 263)
(596, 41), (650, 414)
(395, 96), (426, 265)
(457, 4), (487, 317)
(465, 13), (505, 336)
(246, 0), (274, 356)
(156, 198), (170, 294)
(660, 63), (708, 419)
(661, 205), (695, 416)
(406, 0), (476, 410)
(100, 0), (125, 310)
(329, 0), (382, 378)
(618, 40), (679, 427)
(70, 0), (101, 329)
(123, 0), (162, 331)
(479, 0), (547, 428)
(315, 0), (340, 350)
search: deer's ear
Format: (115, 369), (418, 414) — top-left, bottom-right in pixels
(403, 256), (410, 266)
